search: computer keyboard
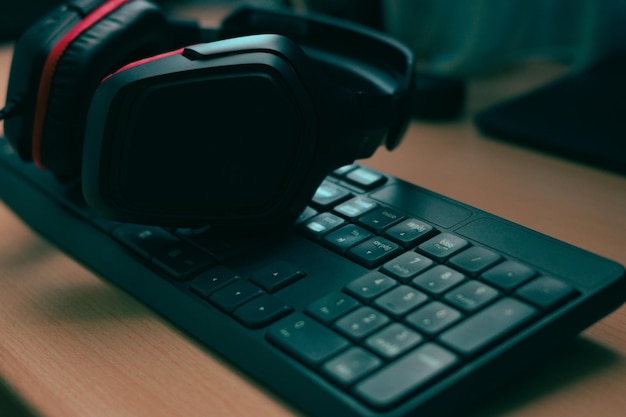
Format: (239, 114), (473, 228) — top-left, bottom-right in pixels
(0, 137), (624, 417)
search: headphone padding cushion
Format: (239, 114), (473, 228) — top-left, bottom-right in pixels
(40, 0), (172, 177)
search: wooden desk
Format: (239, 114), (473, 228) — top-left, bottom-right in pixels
(1, 34), (625, 417)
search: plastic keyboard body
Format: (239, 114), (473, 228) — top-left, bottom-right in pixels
(0, 138), (624, 417)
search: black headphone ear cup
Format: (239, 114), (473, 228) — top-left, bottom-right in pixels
(38, 0), (175, 178)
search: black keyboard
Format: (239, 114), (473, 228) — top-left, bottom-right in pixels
(0, 137), (624, 417)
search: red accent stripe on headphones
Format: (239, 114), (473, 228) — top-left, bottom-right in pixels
(31, 0), (130, 169)
(102, 48), (185, 82)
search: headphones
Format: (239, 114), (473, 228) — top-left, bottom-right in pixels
(2, 0), (414, 229)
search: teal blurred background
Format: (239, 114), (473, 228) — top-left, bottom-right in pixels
(2, 1), (626, 74)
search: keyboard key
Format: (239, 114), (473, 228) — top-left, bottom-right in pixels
(312, 181), (352, 210)
(250, 261), (306, 293)
(374, 285), (429, 318)
(233, 294), (293, 329)
(190, 266), (242, 299)
(112, 224), (178, 258)
(323, 347), (382, 386)
(345, 167), (386, 189)
(381, 251), (434, 282)
(174, 227), (241, 262)
(481, 260), (536, 291)
(331, 164), (357, 177)
(302, 213), (345, 238)
(345, 271), (397, 303)
(333, 196), (379, 220)
(267, 313), (350, 366)
(335, 307), (390, 341)
(515, 276), (577, 310)
(151, 242), (215, 281)
(439, 298), (538, 355)
(358, 207), (405, 234)
(444, 281), (500, 313)
(113, 224), (215, 280)
(418, 233), (468, 261)
(323, 224), (372, 253)
(209, 280), (264, 313)
(412, 265), (465, 296)
(405, 301), (463, 336)
(365, 323), (423, 360)
(449, 246), (502, 276)
(296, 206), (318, 224)
(354, 343), (458, 408)
(347, 237), (403, 268)
(384, 218), (434, 247)
(306, 292), (360, 324)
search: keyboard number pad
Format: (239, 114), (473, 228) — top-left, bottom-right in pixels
(374, 286), (429, 318)
(344, 271), (397, 302)
(335, 307), (391, 341)
(323, 347), (382, 386)
(306, 293), (360, 324)
(439, 298), (538, 355)
(444, 281), (500, 313)
(381, 252), (434, 283)
(267, 314), (350, 366)
(406, 301), (463, 335)
(515, 276), (576, 310)
(285, 173), (582, 408)
(354, 343), (458, 408)
(365, 323), (423, 360)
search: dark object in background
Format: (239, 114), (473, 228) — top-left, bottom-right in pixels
(303, 0), (383, 29)
(0, 1), (63, 40)
(305, 0), (467, 121)
(412, 72), (465, 120)
(475, 51), (626, 175)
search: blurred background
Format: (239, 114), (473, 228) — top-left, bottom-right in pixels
(2, 0), (626, 75)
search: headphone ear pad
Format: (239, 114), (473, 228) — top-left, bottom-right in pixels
(38, 0), (175, 178)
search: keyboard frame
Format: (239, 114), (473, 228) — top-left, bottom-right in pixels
(0, 140), (624, 417)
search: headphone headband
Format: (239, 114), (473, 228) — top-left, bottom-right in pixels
(215, 6), (414, 151)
